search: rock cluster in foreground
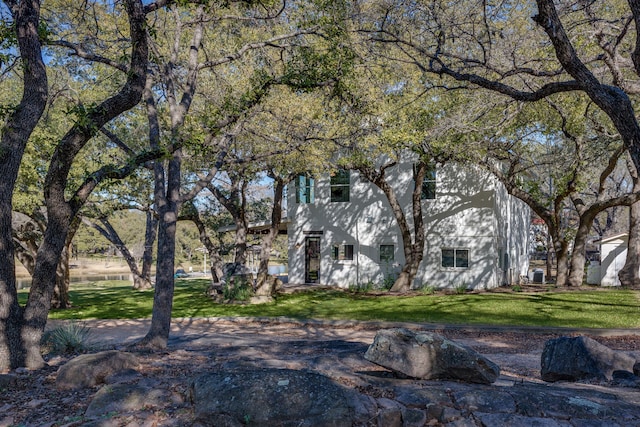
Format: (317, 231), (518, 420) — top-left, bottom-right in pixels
(2, 329), (639, 426)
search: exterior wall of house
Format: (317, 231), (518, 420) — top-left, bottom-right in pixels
(597, 236), (627, 287)
(494, 179), (532, 284)
(287, 157), (530, 290)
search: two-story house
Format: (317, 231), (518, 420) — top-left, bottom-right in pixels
(286, 155), (530, 290)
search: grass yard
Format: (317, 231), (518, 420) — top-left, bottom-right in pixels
(18, 279), (640, 329)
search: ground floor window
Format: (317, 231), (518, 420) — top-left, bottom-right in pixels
(380, 244), (395, 262)
(332, 244), (354, 261)
(441, 248), (469, 268)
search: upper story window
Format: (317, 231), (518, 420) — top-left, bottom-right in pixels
(442, 248), (469, 269)
(421, 164), (436, 200)
(295, 175), (315, 204)
(330, 169), (350, 202)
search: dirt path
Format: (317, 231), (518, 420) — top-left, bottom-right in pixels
(48, 316), (640, 382)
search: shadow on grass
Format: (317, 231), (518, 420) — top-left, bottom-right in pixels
(28, 280), (640, 329)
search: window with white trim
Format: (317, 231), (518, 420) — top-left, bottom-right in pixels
(421, 163), (436, 200)
(441, 248), (469, 268)
(330, 169), (350, 202)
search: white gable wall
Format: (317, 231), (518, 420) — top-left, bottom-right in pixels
(287, 157), (529, 290)
(598, 235), (628, 287)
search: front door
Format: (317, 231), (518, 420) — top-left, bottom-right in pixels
(305, 236), (321, 283)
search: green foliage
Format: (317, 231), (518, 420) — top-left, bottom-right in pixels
(65, 103), (103, 136)
(348, 281), (374, 293)
(41, 322), (93, 355)
(348, 274), (395, 293)
(454, 283), (468, 294)
(419, 284), (437, 295)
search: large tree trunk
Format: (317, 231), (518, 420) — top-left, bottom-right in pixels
(24, 200), (74, 368)
(567, 216), (594, 287)
(255, 176), (286, 295)
(554, 239), (570, 287)
(51, 216), (80, 309)
(233, 215), (249, 266)
(619, 162), (640, 287)
(390, 162), (426, 292)
(0, 0), (48, 372)
(52, 237), (73, 309)
(137, 155), (181, 349)
(358, 161), (426, 293)
(2, 0), (148, 370)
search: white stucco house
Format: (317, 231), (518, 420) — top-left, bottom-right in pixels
(286, 155), (530, 290)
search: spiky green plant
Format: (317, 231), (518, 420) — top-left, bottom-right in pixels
(41, 322), (93, 355)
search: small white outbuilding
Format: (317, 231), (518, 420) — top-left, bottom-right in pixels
(588, 234), (628, 287)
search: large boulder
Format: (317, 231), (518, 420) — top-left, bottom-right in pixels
(364, 328), (500, 384)
(190, 368), (355, 426)
(56, 350), (140, 390)
(541, 335), (638, 382)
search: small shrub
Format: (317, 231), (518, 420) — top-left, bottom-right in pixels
(223, 277), (254, 301)
(512, 285), (522, 292)
(41, 322), (93, 355)
(349, 282), (374, 293)
(420, 284), (437, 295)
(381, 276), (396, 291)
(454, 283), (468, 294)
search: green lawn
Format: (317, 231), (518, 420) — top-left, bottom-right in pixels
(18, 279), (640, 329)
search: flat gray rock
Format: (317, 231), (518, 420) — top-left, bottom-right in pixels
(191, 368), (356, 426)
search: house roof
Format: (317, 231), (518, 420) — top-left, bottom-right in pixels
(218, 218), (290, 235)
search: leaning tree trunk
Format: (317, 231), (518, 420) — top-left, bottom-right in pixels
(392, 251), (422, 292)
(354, 161), (426, 293)
(386, 162), (426, 292)
(24, 199), (75, 368)
(1, 0), (148, 371)
(0, 0), (48, 372)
